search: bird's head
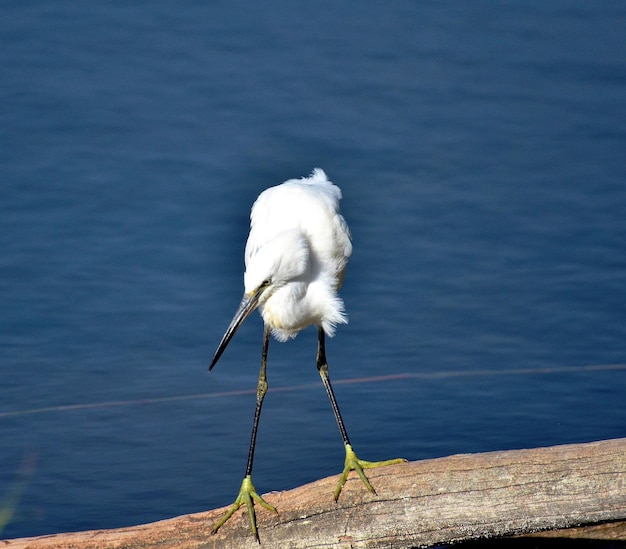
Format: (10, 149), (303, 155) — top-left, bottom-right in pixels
(209, 230), (310, 370)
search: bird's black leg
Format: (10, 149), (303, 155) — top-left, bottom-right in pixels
(316, 327), (406, 502)
(211, 325), (277, 542)
(246, 324), (270, 477)
(316, 327), (351, 446)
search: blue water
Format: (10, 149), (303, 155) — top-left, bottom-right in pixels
(2, 0), (625, 540)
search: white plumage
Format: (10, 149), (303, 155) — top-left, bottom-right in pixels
(243, 168), (352, 340)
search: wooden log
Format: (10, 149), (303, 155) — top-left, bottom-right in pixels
(520, 520), (626, 541)
(3, 438), (625, 548)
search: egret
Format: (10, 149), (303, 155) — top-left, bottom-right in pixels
(209, 168), (405, 541)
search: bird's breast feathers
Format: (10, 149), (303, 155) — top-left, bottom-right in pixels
(259, 278), (347, 341)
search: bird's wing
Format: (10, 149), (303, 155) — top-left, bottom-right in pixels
(245, 170), (352, 273)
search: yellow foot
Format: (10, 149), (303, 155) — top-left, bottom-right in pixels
(211, 475), (277, 542)
(334, 443), (406, 502)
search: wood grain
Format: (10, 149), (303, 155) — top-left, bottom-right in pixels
(3, 438), (625, 548)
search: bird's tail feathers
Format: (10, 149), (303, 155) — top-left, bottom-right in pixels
(308, 167), (328, 183)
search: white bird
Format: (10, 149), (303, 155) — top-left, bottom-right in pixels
(209, 169), (405, 541)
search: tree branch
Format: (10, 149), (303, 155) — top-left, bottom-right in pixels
(4, 438), (625, 548)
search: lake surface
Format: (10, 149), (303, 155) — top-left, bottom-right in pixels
(1, 0), (625, 540)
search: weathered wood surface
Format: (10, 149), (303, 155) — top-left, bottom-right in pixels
(521, 519), (626, 540)
(3, 438), (625, 548)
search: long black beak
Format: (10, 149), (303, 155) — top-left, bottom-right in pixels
(209, 291), (261, 371)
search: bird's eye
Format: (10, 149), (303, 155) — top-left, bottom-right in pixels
(261, 278), (271, 288)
